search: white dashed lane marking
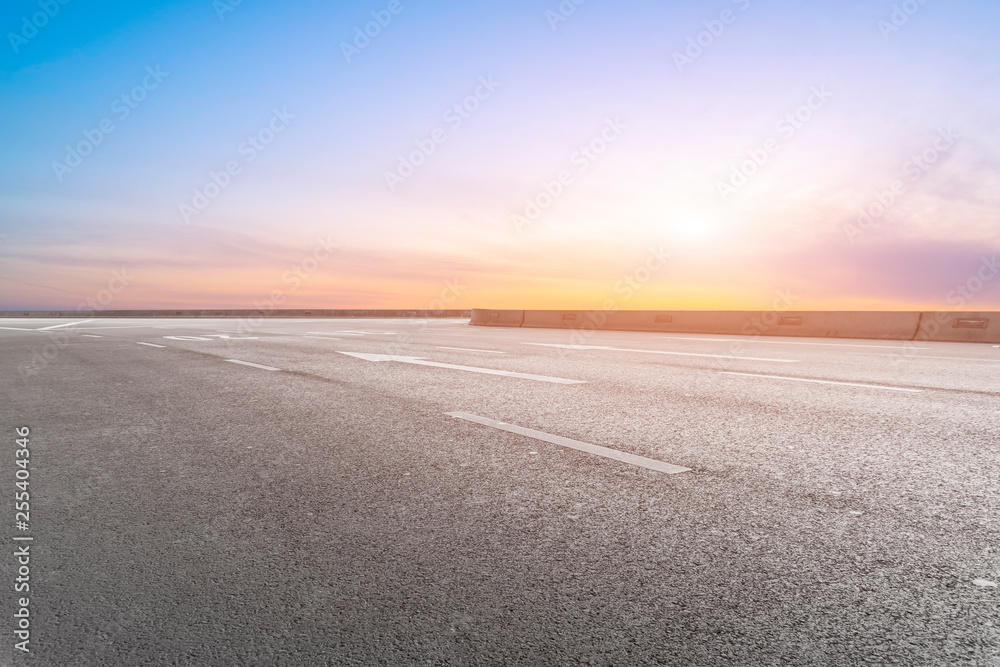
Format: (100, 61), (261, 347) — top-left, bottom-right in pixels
(720, 371), (923, 392)
(853, 352), (1000, 363)
(35, 319), (95, 330)
(659, 335), (928, 350)
(136, 342), (166, 348)
(224, 359), (281, 371)
(339, 352), (584, 384)
(446, 412), (691, 475)
(437, 347), (506, 354)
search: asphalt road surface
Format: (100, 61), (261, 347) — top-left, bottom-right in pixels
(1, 317), (998, 666)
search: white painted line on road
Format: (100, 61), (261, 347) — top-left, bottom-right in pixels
(224, 359), (281, 371)
(854, 352), (1000, 363)
(446, 412), (691, 475)
(720, 371), (923, 392)
(154, 325), (221, 329)
(659, 336), (752, 342)
(660, 335), (927, 350)
(0, 322), (93, 331)
(302, 335), (344, 340)
(73, 325), (164, 330)
(437, 346), (506, 354)
(338, 352), (584, 384)
(82, 334), (103, 338)
(135, 342), (166, 348)
(526, 343), (797, 363)
(309, 330), (400, 336)
(35, 319), (95, 330)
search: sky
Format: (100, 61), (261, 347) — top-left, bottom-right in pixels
(1, 0), (999, 310)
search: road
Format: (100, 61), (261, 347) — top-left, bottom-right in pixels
(1, 317), (998, 666)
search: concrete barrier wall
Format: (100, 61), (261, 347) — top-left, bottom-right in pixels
(761, 311), (922, 340)
(521, 310), (594, 329)
(507, 310), (922, 340)
(471, 308), (1000, 343)
(0, 309), (471, 318)
(469, 309), (525, 327)
(518, 310), (751, 333)
(611, 311), (766, 335)
(914, 311), (1000, 343)
(603, 310), (742, 333)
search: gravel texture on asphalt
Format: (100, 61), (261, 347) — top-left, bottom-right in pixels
(1, 318), (997, 666)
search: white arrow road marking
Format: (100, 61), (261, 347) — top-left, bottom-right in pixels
(525, 343), (797, 363)
(338, 352), (584, 384)
(224, 359), (280, 371)
(35, 319), (94, 330)
(720, 371), (923, 392)
(446, 412), (690, 474)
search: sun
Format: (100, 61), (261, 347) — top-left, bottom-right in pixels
(674, 218), (718, 241)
